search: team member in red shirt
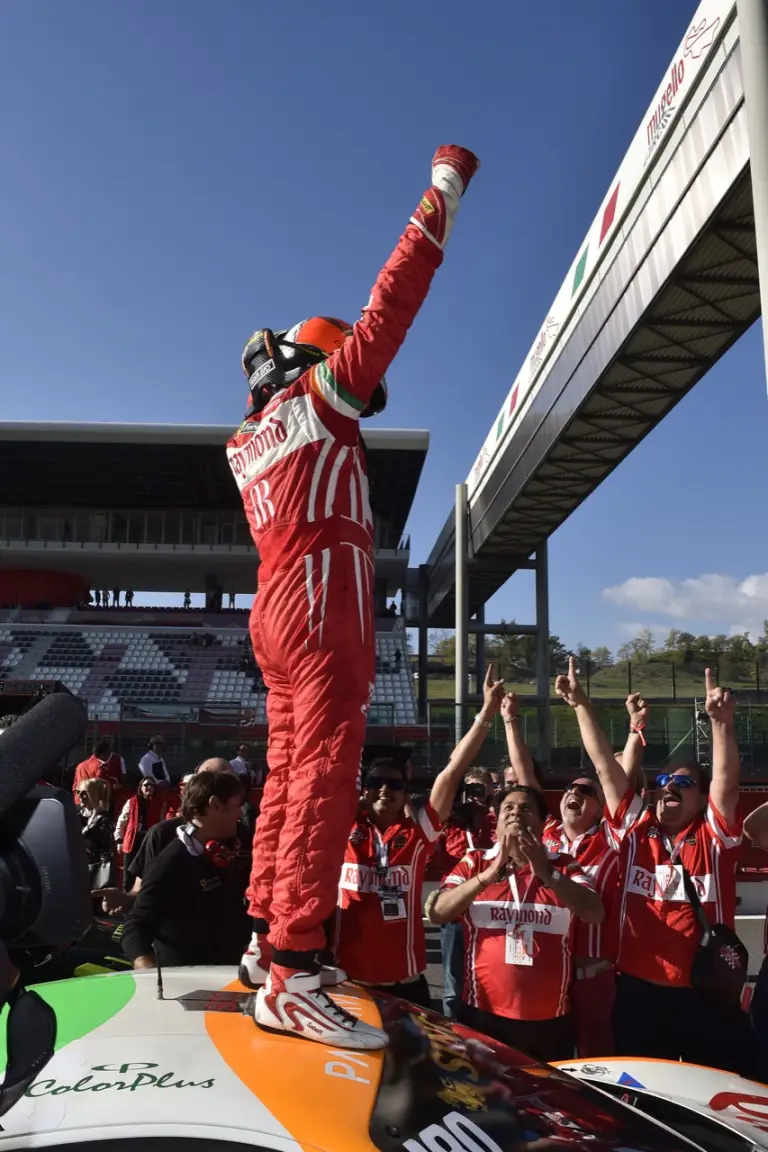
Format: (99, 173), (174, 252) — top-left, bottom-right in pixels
(743, 797), (768, 1080)
(335, 667), (504, 1006)
(432, 784), (604, 1063)
(556, 658), (750, 1074)
(432, 768), (497, 1019)
(541, 778), (619, 1057)
(73, 738), (123, 802)
(503, 689), (649, 1057)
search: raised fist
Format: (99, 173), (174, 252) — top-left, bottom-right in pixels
(432, 145), (480, 202)
(411, 145), (480, 253)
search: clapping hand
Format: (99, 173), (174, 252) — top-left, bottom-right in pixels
(517, 825), (552, 882)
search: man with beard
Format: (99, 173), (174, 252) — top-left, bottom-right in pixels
(556, 658), (750, 1074)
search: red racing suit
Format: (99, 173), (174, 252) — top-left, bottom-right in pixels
(227, 217), (444, 963)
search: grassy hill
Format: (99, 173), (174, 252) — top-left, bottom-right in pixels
(425, 658), (764, 702)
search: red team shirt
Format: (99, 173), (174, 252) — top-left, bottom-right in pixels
(335, 802), (442, 985)
(606, 790), (743, 986)
(542, 818), (620, 962)
(442, 845), (595, 1021)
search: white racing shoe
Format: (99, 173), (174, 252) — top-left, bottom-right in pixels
(239, 947), (346, 989)
(253, 969), (388, 1050)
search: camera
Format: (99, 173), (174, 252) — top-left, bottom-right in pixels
(0, 690), (91, 1117)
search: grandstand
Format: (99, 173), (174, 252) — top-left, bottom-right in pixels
(0, 624), (415, 726)
(0, 422), (426, 747)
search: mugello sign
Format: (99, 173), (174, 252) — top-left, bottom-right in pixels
(467, 0), (734, 503)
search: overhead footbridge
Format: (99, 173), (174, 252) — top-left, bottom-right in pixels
(424, 0), (765, 630)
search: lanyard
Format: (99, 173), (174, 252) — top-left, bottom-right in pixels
(466, 830), (475, 852)
(507, 868), (537, 910)
(658, 831), (686, 899)
(661, 832), (685, 863)
(373, 827), (389, 879)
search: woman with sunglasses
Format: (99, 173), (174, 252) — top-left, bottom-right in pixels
(332, 665), (504, 1007)
(556, 658), (750, 1075)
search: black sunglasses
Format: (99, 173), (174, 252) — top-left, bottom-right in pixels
(367, 776), (406, 792)
(567, 782), (598, 800)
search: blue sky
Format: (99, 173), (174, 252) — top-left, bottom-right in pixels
(1, 0), (764, 652)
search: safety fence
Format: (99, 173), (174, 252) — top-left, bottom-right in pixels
(80, 697), (768, 784)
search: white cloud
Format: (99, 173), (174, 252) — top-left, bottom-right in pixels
(617, 621), (669, 644)
(603, 573), (768, 639)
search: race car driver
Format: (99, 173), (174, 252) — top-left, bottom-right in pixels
(227, 145), (480, 1050)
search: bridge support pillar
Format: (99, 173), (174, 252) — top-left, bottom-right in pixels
(474, 605), (485, 693)
(455, 483), (469, 747)
(417, 564), (429, 723)
(740, 0), (768, 390)
(535, 542), (551, 768)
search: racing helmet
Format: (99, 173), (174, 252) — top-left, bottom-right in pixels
(241, 316), (388, 419)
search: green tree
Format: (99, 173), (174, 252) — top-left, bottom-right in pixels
(663, 629), (682, 653)
(549, 634), (569, 673)
(617, 628), (655, 663)
(591, 645), (613, 669)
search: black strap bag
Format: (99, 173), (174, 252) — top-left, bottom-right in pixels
(682, 866), (748, 1009)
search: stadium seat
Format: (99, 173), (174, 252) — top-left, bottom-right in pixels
(0, 623), (417, 728)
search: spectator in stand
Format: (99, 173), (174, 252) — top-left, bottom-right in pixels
(742, 799), (768, 1080)
(433, 767), (497, 1018)
(183, 590), (191, 609)
(115, 778), (168, 888)
(489, 770), (503, 798)
(125, 590), (134, 607)
(79, 778), (117, 891)
(94, 590), (101, 607)
(73, 737), (122, 801)
(323, 667), (505, 1008)
(101, 589), (110, 608)
(505, 689), (647, 1057)
(138, 736), (171, 787)
(112, 589), (120, 606)
(557, 658), (750, 1074)
(121, 770), (250, 970)
(431, 782), (604, 1062)
(229, 592), (236, 609)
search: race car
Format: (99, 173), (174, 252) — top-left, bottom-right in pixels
(2, 965), (767, 1152)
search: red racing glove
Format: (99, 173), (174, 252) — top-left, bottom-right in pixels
(410, 144), (480, 251)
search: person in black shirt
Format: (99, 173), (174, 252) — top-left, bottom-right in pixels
(122, 770), (250, 969)
(97, 758), (240, 915)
